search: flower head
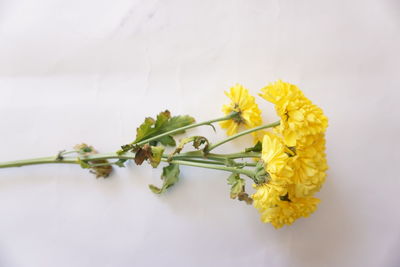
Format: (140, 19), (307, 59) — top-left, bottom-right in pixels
(253, 184), (320, 228)
(220, 84), (262, 136)
(252, 81), (329, 228)
(290, 134), (328, 197)
(261, 132), (293, 185)
(259, 80), (328, 146)
(252, 183), (288, 208)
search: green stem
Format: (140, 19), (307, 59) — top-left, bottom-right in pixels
(0, 149), (262, 170)
(161, 155), (258, 167)
(165, 158), (225, 166)
(59, 150), (78, 156)
(207, 120), (280, 152)
(0, 156), (78, 168)
(161, 159), (255, 178)
(0, 152), (258, 180)
(133, 112), (239, 147)
(170, 151), (260, 160)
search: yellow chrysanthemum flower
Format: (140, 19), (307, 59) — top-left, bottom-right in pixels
(250, 81), (328, 228)
(220, 84), (262, 136)
(290, 134), (328, 197)
(254, 133), (326, 227)
(253, 186), (320, 228)
(259, 80), (328, 146)
(252, 183), (288, 207)
(261, 132), (293, 185)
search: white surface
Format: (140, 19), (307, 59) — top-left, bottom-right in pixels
(0, 0), (399, 266)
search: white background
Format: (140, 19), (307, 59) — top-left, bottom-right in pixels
(0, 0), (399, 266)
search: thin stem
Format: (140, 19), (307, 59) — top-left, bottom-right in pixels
(170, 151), (260, 160)
(161, 155), (257, 167)
(88, 162), (117, 167)
(0, 156), (78, 168)
(208, 152), (261, 159)
(167, 158), (226, 166)
(207, 120), (280, 152)
(134, 112), (239, 146)
(0, 149), (262, 170)
(161, 159), (255, 178)
(59, 150), (78, 156)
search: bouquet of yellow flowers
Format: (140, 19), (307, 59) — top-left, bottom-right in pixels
(0, 80), (328, 228)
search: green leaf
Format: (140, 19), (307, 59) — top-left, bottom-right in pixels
(161, 114), (196, 133)
(158, 135), (176, 146)
(115, 159), (127, 167)
(134, 110), (195, 145)
(227, 173), (253, 204)
(77, 158), (91, 169)
(245, 141), (262, 153)
(149, 146), (165, 168)
(135, 117), (156, 143)
(227, 173), (245, 198)
(149, 164), (180, 194)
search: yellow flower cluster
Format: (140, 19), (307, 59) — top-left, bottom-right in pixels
(219, 84), (262, 136)
(220, 80), (328, 228)
(259, 80), (328, 147)
(253, 81), (328, 228)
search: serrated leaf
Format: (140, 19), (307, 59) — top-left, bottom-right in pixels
(245, 141), (262, 153)
(133, 110), (195, 146)
(135, 117), (156, 142)
(149, 164), (180, 194)
(161, 115), (196, 133)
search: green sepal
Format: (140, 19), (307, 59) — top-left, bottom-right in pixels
(245, 141), (262, 153)
(149, 164), (180, 194)
(254, 161), (268, 184)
